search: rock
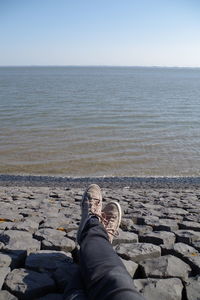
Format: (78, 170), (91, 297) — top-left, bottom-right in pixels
(139, 231), (175, 247)
(120, 258), (138, 278)
(140, 254), (191, 280)
(184, 255), (200, 274)
(120, 218), (135, 231)
(0, 290), (17, 300)
(4, 268), (56, 299)
(191, 241), (200, 251)
(0, 222), (13, 230)
(131, 224), (153, 235)
(115, 243), (161, 263)
(137, 216), (159, 226)
(34, 228), (66, 241)
(33, 228), (75, 252)
(174, 230), (200, 244)
(112, 229), (138, 246)
(162, 207), (189, 216)
(185, 276), (200, 300)
(39, 217), (72, 230)
(154, 219), (178, 232)
(172, 242), (199, 257)
(0, 267), (10, 289)
(133, 278), (183, 300)
(9, 220), (39, 233)
(170, 243), (200, 274)
(0, 211), (23, 222)
(179, 221), (200, 232)
(0, 252), (12, 267)
(42, 236), (75, 253)
(0, 230), (40, 252)
(25, 250), (73, 272)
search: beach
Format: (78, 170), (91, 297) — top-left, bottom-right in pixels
(0, 176), (200, 299)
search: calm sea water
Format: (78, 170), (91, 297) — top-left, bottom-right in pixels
(0, 66), (200, 177)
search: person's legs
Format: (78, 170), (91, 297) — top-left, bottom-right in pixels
(78, 185), (145, 300)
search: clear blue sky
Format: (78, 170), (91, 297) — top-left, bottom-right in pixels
(1, 0), (200, 66)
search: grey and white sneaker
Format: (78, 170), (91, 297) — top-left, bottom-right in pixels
(102, 201), (122, 243)
(77, 184), (102, 244)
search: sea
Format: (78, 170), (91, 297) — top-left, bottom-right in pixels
(0, 66), (200, 177)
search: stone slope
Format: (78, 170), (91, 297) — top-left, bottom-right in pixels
(0, 186), (200, 300)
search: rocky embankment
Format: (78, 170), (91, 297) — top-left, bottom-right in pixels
(0, 186), (200, 300)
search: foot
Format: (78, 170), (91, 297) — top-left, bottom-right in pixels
(102, 201), (122, 243)
(77, 184), (102, 244)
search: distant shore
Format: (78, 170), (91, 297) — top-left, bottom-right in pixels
(0, 174), (200, 189)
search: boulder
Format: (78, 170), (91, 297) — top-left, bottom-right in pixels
(139, 231), (175, 247)
(115, 243), (161, 263)
(120, 258), (138, 278)
(25, 250), (73, 272)
(174, 230), (200, 244)
(0, 230), (40, 253)
(9, 220), (39, 234)
(0, 290), (17, 300)
(154, 219), (178, 232)
(112, 229), (138, 246)
(4, 268), (56, 299)
(140, 254), (191, 280)
(0, 267), (10, 289)
(133, 278), (183, 300)
(185, 276), (200, 300)
(179, 221), (200, 231)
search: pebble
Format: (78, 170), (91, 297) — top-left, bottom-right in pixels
(0, 186), (200, 300)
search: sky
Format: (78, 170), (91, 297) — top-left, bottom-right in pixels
(0, 0), (200, 67)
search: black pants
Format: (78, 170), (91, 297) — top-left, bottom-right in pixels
(65, 217), (145, 300)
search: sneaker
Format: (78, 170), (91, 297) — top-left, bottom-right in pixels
(77, 184), (102, 244)
(102, 201), (122, 243)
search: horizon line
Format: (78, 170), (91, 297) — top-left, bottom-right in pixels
(0, 64), (200, 69)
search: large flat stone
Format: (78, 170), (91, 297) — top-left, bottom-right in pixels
(140, 254), (191, 280)
(133, 278), (183, 300)
(154, 219), (179, 232)
(0, 230), (40, 252)
(139, 231), (175, 247)
(42, 236), (75, 252)
(112, 229), (138, 246)
(170, 243), (200, 274)
(25, 250), (73, 272)
(0, 267), (10, 289)
(174, 230), (200, 244)
(0, 290), (17, 300)
(191, 241), (200, 251)
(4, 268), (56, 299)
(115, 243), (161, 263)
(120, 258), (138, 278)
(185, 276), (200, 300)
(0, 252), (12, 267)
(179, 221), (200, 231)
(9, 220), (39, 234)
(34, 228), (75, 252)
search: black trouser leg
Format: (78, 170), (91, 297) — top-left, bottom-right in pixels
(80, 217), (145, 300)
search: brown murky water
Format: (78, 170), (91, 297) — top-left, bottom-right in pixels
(0, 66), (200, 176)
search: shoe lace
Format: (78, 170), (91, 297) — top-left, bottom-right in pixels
(88, 197), (101, 214)
(101, 214), (119, 238)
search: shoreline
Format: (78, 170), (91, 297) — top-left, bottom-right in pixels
(0, 174), (200, 188)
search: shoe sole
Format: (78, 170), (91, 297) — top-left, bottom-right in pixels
(77, 184), (102, 244)
(103, 200), (122, 230)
